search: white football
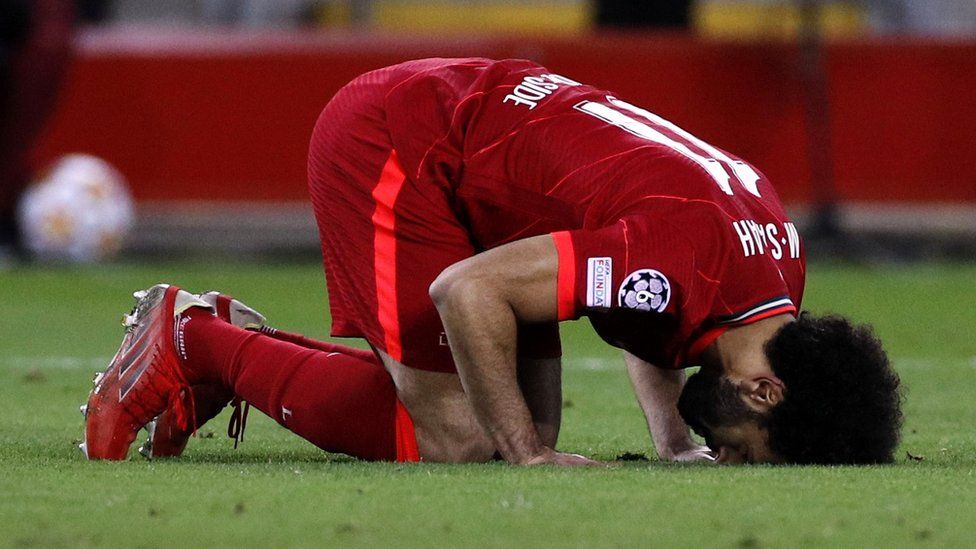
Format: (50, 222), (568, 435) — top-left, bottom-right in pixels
(17, 154), (134, 263)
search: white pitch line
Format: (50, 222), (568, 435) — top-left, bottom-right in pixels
(563, 357), (623, 371)
(561, 357), (976, 372)
(1, 356), (972, 372)
(0, 355), (623, 371)
(891, 357), (976, 370)
(0, 356), (112, 370)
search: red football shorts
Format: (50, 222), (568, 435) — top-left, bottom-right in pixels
(307, 69), (559, 373)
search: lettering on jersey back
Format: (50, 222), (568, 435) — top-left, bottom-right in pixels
(503, 73), (582, 110)
(733, 220), (801, 259)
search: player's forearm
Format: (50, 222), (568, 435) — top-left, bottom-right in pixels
(624, 352), (698, 458)
(432, 279), (547, 464)
(517, 356), (562, 448)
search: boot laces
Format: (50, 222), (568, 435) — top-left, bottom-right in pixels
(227, 397), (250, 449)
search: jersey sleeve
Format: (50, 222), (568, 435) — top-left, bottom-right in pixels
(551, 212), (798, 368)
(550, 216), (699, 322)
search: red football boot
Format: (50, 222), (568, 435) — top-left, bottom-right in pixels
(136, 291), (266, 459)
(81, 284), (213, 460)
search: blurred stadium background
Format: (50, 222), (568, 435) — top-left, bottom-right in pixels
(2, 4), (975, 546)
(2, 0), (974, 261)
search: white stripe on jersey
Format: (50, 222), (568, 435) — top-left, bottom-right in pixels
(719, 297), (795, 324)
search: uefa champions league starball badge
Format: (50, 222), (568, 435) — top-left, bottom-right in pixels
(618, 269), (671, 313)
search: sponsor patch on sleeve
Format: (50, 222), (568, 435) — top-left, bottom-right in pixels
(585, 257), (613, 308)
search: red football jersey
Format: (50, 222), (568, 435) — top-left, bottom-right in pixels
(380, 58), (805, 368)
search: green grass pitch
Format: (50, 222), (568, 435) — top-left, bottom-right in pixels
(1, 261), (974, 547)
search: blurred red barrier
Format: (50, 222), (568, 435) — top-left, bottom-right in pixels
(34, 29), (976, 204)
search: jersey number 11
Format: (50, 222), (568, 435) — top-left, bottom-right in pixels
(574, 97), (763, 198)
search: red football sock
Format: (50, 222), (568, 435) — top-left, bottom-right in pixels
(178, 308), (418, 462)
(255, 326), (378, 364)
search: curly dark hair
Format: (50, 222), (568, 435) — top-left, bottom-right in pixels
(764, 313), (903, 464)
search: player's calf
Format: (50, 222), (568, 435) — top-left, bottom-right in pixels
(377, 350), (496, 463)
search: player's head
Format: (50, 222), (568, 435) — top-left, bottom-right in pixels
(677, 313), (903, 464)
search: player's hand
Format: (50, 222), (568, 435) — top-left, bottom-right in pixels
(661, 443), (716, 463)
(524, 447), (604, 467)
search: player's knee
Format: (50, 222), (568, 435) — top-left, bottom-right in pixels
(428, 264), (461, 308)
(429, 261), (481, 310)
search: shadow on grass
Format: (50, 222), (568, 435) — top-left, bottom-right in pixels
(160, 448), (348, 465)
(164, 447), (724, 471)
